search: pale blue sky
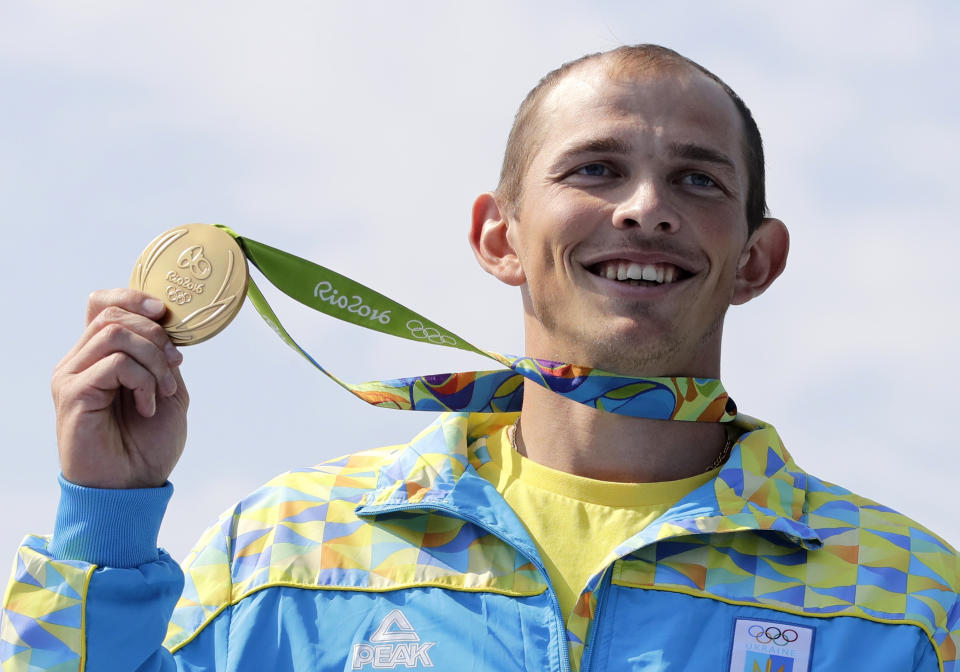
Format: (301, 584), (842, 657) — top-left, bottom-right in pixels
(1, 1), (957, 563)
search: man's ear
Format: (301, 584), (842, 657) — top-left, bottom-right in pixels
(731, 217), (789, 305)
(469, 192), (526, 286)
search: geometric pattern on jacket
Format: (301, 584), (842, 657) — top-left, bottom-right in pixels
(2, 412), (958, 671)
(164, 412), (960, 669)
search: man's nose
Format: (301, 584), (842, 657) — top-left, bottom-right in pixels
(611, 179), (679, 233)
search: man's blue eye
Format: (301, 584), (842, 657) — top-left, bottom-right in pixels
(576, 163), (609, 177)
(684, 173), (716, 188)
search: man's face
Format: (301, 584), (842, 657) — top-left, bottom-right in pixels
(507, 62), (752, 378)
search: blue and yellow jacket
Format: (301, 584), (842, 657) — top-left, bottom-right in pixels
(2, 413), (959, 671)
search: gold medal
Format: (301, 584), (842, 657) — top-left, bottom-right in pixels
(130, 223), (249, 345)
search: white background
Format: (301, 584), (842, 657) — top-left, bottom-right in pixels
(1, 1), (957, 567)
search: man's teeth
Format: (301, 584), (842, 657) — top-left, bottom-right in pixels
(600, 261), (678, 284)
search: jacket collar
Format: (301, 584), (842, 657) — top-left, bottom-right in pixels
(356, 412), (822, 554)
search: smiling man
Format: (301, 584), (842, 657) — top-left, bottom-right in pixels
(470, 51), (787, 487)
(3, 44), (959, 672)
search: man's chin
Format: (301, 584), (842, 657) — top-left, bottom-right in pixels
(525, 306), (707, 376)
(563, 307), (726, 377)
(583, 349), (682, 378)
(551, 332), (686, 378)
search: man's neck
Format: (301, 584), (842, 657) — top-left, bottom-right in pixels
(517, 380), (729, 483)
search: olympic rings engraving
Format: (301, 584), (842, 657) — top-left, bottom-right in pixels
(406, 320), (456, 345)
(747, 625), (798, 646)
(176, 245), (212, 279)
(166, 285), (193, 305)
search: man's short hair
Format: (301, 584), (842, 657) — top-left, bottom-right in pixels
(496, 44), (768, 234)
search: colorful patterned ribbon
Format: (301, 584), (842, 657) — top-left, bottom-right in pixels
(220, 226), (736, 422)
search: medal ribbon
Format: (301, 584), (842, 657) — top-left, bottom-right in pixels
(218, 226), (736, 423)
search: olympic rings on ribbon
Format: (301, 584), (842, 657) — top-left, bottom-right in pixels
(406, 320), (457, 346)
(747, 625), (798, 646)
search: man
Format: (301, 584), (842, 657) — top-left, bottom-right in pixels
(3, 44), (958, 671)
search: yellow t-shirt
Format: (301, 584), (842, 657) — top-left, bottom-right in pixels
(475, 424), (717, 626)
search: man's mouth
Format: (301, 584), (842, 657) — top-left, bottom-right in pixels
(586, 260), (692, 286)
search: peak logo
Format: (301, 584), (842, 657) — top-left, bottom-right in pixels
(351, 609), (436, 669)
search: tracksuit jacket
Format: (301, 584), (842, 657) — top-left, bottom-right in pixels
(2, 412), (959, 671)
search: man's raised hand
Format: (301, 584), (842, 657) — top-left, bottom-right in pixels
(52, 289), (189, 489)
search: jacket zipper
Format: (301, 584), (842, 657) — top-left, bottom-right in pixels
(577, 568), (613, 672)
(361, 501), (572, 672)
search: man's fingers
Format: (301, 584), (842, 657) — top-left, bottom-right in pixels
(169, 364), (190, 410)
(67, 323), (179, 398)
(61, 294), (181, 371)
(85, 289), (166, 326)
(77, 352), (161, 417)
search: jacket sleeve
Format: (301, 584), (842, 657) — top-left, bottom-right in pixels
(0, 476), (224, 672)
